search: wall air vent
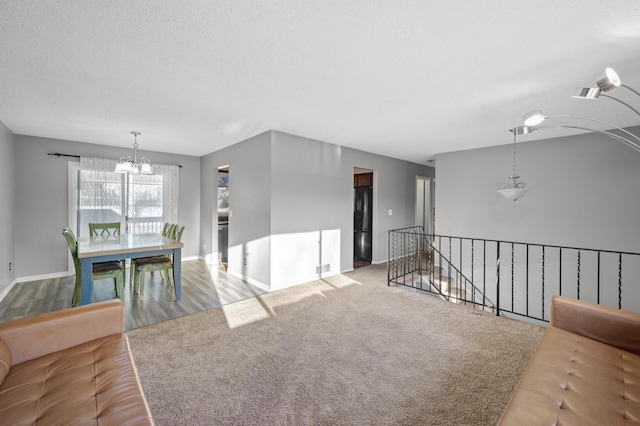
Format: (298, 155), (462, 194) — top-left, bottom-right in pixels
(316, 263), (331, 275)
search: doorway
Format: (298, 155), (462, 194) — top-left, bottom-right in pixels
(354, 168), (374, 269)
(416, 176), (434, 234)
(217, 166), (229, 270)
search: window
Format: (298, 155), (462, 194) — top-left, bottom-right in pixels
(73, 157), (178, 238)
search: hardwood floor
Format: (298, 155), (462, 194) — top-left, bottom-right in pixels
(0, 260), (266, 331)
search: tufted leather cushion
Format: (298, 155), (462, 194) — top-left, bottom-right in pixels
(498, 326), (640, 425)
(0, 332), (153, 425)
(550, 295), (640, 355)
(0, 338), (10, 385)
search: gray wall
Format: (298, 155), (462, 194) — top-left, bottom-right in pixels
(0, 120), (16, 295)
(200, 130), (434, 290)
(14, 135), (201, 278)
(435, 127), (640, 253)
(337, 141), (435, 265)
(200, 131), (272, 289)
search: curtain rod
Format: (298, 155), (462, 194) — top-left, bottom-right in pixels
(47, 152), (183, 168)
(48, 152), (80, 159)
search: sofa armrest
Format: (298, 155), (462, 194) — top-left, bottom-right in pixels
(550, 295), (640, 355)
(0, 300), (124, 365)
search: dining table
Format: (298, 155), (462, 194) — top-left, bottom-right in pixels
(76, 233), (183, 305)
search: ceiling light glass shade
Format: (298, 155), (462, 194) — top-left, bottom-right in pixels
(139, 159), (153, 174)
(572, 87), (601, 99)
(523, 110), (546, 126)
(595, 67), (621, 92)
(497, 187), (528, 202)
(115, 158), (134, 173)
(114, 161), (126, 173)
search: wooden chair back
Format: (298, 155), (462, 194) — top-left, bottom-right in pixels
(89, 222), (121, 237)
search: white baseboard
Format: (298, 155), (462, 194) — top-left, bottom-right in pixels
(227, 269), (270, 292)
(17, 271), (74, 283)
(13, 257), (200, 286)
(0, 278), (18, 303)
(372, 259), (387, 265)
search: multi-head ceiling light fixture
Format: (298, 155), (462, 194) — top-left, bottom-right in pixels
(114, 131), (153, 174)
(521, 67), (640, 153)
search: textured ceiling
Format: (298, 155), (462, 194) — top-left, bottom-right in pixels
(1, 1), (640, 163)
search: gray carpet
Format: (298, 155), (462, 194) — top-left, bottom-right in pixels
(127, 264), (543, 425)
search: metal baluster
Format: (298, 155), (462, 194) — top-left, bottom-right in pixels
(618, 253), (622, 309)
(471, 240), (475, 307)
(410, 233), (414, 288)
(458, 238), (462, 302)
(411, 233), (422, 287)
(597, 252), (601, 304)
(577, 250), (581, 300)
(526, 245), (529, 317)
(393, 231), (398, 283)
(458, 239), (463, 302)
(511, 242), (514, 313)
(387, 230), (391, 286)
(496, 243), (501, 316)
(542, 246), (546, 321)
(559, 248), (562, 296)
(483, 240), (486, 310)
(448, 237), (452, 298)
(439, 238), (443, 295)
(459, 238), (462, 276)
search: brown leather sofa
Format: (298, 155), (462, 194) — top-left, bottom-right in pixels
(0, 300), (154, 425)
(499, 295), (640, 425)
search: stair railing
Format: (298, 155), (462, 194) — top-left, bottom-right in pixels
(426, 237), (497, 313)
(388, 228), (640, 323)
(387, 226), (496, 313)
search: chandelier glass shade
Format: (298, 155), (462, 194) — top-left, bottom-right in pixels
(115, 131), (153, 175)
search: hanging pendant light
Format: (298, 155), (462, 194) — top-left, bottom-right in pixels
(497, 127), (528, 202)
(115, 131), (153, 175)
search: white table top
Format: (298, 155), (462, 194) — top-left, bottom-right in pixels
(77, 233), (183, 258)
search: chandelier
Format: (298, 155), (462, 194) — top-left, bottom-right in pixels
(114, 131), (153, 174)
(497, 126), (528, 202)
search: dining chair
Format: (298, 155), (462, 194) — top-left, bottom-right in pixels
(127, 222), (175, 285)
(161, 222), (173, 237)
(62, 227), (124, 307)
(89, 222), (126, 282)
(132, 224), (185, 300)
